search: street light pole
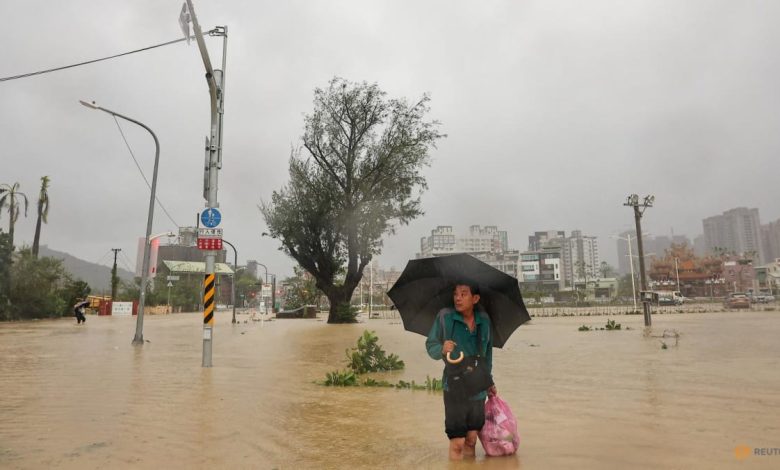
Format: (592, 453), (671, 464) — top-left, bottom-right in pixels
(80, 100), (159, 345)
(222, 239), (238, 324)
(614, 234), (637, 312)
(184, 0), (227, 368)
(624, 194), (655, 327)
(254, 262), (270, 313)
(674, 257), (681, 292)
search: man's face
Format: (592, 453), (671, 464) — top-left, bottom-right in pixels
(453, 284), (480, 314)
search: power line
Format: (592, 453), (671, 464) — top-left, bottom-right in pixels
(118, 251), (135, 274)
(112, 116), (180, 228)
(0, 31), (215, 83)
(93, 249), (112, 266)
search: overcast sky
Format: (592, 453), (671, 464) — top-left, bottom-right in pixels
(2, 0), (779, 279)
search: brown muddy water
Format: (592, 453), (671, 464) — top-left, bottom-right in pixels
(1, 311), (779, 469)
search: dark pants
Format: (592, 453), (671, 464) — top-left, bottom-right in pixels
(75, 311), (86, 324)
(444, 390), (485, 439)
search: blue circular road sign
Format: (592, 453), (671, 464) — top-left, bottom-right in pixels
(201, 208), (222, 228)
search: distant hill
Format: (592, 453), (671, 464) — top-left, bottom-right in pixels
(39, 246), (135, 294)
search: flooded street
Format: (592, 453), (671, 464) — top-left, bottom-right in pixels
(1, 311), (779, 469)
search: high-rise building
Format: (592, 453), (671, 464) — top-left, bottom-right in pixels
(459, 225), (508, 253)
(528, 231), (566, 251)
(703, 207), (765, 262)
(419, 225), (458, 257)
(519, 242), (565, 291)
(563, 230), (600, 286)
(419, 225), (508, 258)
(761, 219), (780, 263)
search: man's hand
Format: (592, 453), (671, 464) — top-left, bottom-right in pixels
(488, 385), (498, 397)
(442, 340), (457, 355)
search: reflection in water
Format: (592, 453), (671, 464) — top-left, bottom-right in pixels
(1, 311), (779, 469)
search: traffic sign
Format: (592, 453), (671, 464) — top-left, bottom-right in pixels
(197, 238), (223, 250)
(197, 227), (223, 250)
(201, 208), (222, 228)
(198, 228), (223, 237)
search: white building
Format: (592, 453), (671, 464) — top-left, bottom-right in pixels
(419, 225), (508, 258)
(703, 207), (765, 263)
(563, 230), (600, 287)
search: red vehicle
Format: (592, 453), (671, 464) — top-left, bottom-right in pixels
(724, 293), (751, 309)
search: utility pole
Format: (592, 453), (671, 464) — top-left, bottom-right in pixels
(111, 248), (121, 300)
(624, 194), (655, 327)
(369, 259), (374, 319)
(183, 0), (227, 367)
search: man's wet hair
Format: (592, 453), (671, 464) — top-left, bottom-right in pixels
(453, 280), (480, 296)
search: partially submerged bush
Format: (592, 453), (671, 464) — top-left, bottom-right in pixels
(322, 331), (439, 391)
(324, 369), (358, 386)
(346, 330), (404, 373)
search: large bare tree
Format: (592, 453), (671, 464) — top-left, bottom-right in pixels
(261, 78), (444, 323)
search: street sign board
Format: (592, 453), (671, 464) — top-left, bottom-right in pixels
(198, 238), (223, 250)
(197, 227), (223, 250)
(166, 275), (180, 281)
(201, 208), (222, 228)
(198, 228), (223, 237)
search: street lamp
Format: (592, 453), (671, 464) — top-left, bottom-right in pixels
(612, 234), (637, 312)
(254, 262), (276, 314)
(674, 257), (681, 292)
(80, 100), (161, 345)
(221, 239), (239, 324)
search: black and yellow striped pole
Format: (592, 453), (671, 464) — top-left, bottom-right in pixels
(202, 270), (216, 367)
(203, 273), (216, 326)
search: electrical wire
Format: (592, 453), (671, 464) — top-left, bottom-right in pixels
(0, 32), (215, 83)
(118, 252), (135, 274)
(112, 116), (180, 228)
(93, 249), (112, 266)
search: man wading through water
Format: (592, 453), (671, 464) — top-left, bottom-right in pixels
(426, 283), (497, 460)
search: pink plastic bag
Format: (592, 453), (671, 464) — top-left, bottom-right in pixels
(478, 394), (520, 456)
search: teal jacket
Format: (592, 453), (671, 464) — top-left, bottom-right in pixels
(426, 307), (493, 400)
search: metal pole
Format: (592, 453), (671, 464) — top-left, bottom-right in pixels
(627, 235), (637, 312)
(271, 274), (276, 313)
(185, 0), (226, 367)
(222, 240), (238, 324)
(675, 257), (681, 292)
(633, 206), (651, 326)
(369, 259), (373, 319)
(79, 101), (159, 345)
(255, 263), (269, 313)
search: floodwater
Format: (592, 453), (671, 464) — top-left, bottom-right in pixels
(1, 310), (779, 469)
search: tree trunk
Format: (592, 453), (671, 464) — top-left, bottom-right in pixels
(326, 285), (357, 323)
(8, 218), (14, 253)
(32, 204), (43, 258)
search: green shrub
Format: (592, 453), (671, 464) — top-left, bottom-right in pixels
(346, 330), (405, 374)
(323, 369), (358, 386)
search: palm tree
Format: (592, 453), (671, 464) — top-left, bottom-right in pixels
(32, 176), (51, 258)
(0, 182), (29, 250)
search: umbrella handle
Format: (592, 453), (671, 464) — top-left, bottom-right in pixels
(446, 351), (464, 364)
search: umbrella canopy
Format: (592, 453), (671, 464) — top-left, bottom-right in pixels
(73, 300), (90, 309)
(387, 254), (531, 348)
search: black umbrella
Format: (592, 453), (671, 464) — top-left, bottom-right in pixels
(387, 254), (531, 348)
(73, 300), (90, 310)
